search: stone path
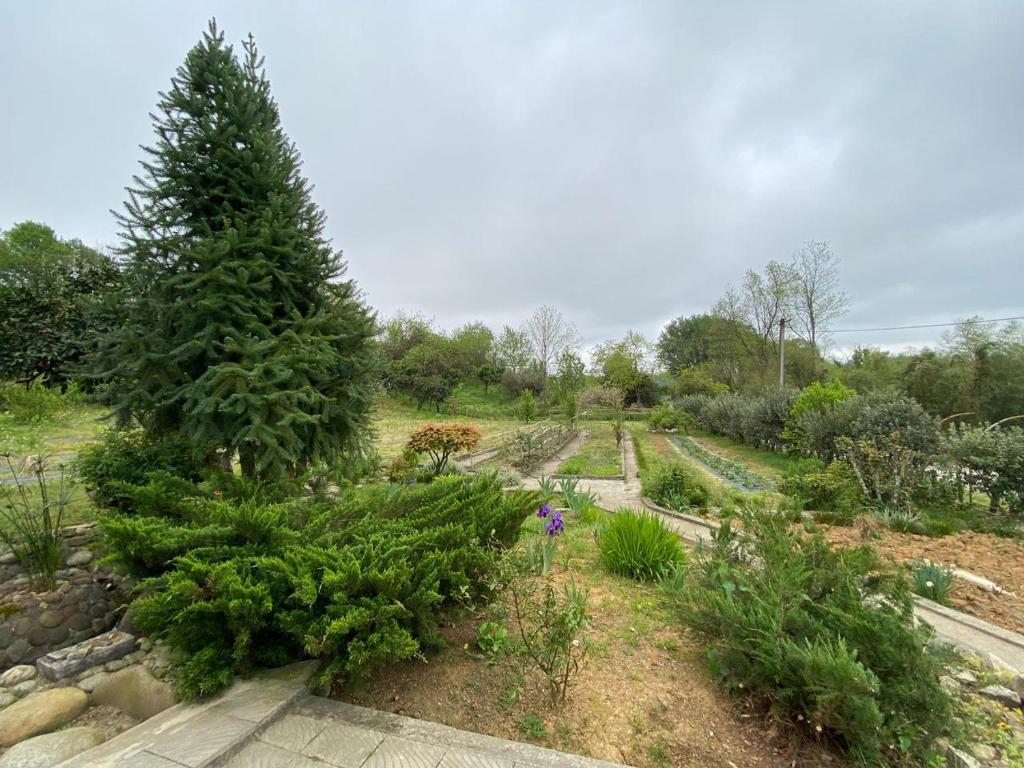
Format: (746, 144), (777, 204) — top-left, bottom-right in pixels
(64, 667), (627, 768)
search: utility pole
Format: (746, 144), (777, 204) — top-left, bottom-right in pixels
(778, 316), (786, 389)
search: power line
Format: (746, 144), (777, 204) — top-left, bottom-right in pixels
(829, 315), (1024, 334)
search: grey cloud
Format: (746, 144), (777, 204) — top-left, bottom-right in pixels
(1, 1), (1020, 354)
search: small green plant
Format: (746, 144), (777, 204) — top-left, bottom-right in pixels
(508, 577), (590, 703)
(0, 454), (70, 590)
(517, 713), (548, 740)
(598, 509), (685, 581)
(537, 475), (558, 502)
(525, 537), (558, 576)
(516, 390), (538, 422)
(642, 461), (709, 510)
(910, 561), (955, 605)
(876, 505), (924, 534)
(476, 620), (512, 660)
(560, 479), (599, 519)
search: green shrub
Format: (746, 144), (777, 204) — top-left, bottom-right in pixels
(910, 561), (954, 605)
(102, 473), (538, 698)
(648, 404), (682, 431)
(76, 429), (204, 510)
(598, 509), (685, 580)
(672, 512), (951, 764)
(778, 459), (861, 519)
(515, 390), (538, 422)
(642, 461), (709, 510)
(0, 381), (83, 423)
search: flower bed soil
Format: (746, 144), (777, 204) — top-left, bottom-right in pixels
(821, 526), (1024, 636)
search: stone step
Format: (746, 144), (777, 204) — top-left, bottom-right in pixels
(36, 630), (136, 681)
(56, 663), (315, 768)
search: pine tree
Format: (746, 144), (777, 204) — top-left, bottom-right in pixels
(102, 21), (377, 479)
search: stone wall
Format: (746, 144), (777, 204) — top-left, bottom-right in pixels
(0, 524), (128, 669)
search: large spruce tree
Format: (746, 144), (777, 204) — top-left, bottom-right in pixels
(103, 21), (376, 479)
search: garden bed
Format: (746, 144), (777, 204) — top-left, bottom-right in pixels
(821, 525), (1024, 635)
(556, 424), (624, 478)
(333, 516), (833, 768)
(668, 436), (775, 492)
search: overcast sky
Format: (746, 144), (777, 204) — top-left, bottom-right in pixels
(2, 1), (1021, 356)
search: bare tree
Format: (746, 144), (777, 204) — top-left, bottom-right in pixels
(714, 262), (793, 369)
(525, 306), (579, 380)
(787, 241), (849, 353)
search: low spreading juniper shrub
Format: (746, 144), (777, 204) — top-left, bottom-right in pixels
(671, 512), (952, 766)
(101, 473), (538, 698)
(778, 459), (862, 523)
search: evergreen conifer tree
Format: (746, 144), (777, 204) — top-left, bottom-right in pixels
(102, 21), (376, 479)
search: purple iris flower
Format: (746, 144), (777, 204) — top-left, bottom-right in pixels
(545, 510), (564, 536)
(536, 503), (552, 519)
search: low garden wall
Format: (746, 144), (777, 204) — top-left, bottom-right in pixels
(0, 524), (128, 669)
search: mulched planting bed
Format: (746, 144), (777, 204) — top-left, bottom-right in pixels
(821, 525), (1024, 635)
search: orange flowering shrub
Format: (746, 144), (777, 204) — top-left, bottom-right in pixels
(405, 423), (484, 475)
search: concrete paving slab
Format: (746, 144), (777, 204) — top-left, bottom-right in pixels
(301, 720), (386, 767)
(261, 713), (328, 753)
(438, 747), (514, 768)
(362, 735), (446, 768)
(147, 711), (254, 767)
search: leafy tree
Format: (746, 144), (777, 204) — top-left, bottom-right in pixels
(449, 322), (494, 379)
(405, 423), (483, 474)
(388, 342), (461, 411)
(946, 426), (1024, 516)
(833, 347), (905, 394)
(493, 325), (534, 374)
(674, 365), (729, 397)
(0, 222), (124, 388)
(477, 363), (504, 394)
(99, 22), (376, 479)
(783, 380), (855, 446)
(553, 350), (586, 400)
(379, 312), (438, 362)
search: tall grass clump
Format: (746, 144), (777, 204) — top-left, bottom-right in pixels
(672, 511), (951, 765)
(0, 455), (70, 590)
(910, 561), (955, 605)
(598, 509), (685, 580)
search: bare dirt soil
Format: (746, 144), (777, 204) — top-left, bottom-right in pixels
(822, 525), (1024, 635)
(335, 526), (837, 768)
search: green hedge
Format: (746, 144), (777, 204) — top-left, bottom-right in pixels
(102, 473), (537, 698)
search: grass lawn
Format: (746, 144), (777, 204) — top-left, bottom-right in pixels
(0, 401), (109, 533)
(335, 511), (830, 768)
(557, 422), (622, 477)
(372, 395), (527, 459)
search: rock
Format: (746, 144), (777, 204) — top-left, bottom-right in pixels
(104, 658), (129, 673)
(969, 743), (997, 762)
(11, 680), (38, 696)
(940, 676), (962, 693)
(76, 671), (108, 694)
(954, 669), (979, 686)
(0, 666), (37, 688)
(92, 666), (177, 720)
(1009, 674), (1024, 697)
(35, 630), (136, 681)
(0, 688), (89, 747)
(64, 550), (93, 567)
(0, 692), (15, 709)
(979, 685), (1021, 709)
(138, 637), (153, 653)
(946, 746), (981, 768)
(0, 726), (104, 768)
